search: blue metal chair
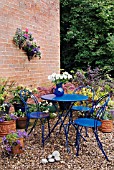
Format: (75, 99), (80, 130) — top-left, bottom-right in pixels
(20, 89), (50, 147)
(71, 85), (95, 137)
(67, 93), (110, 161)
(72, 85), (95, 117)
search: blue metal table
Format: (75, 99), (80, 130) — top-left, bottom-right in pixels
(41, 94), (88, 102)
(41, 93), (88, 143)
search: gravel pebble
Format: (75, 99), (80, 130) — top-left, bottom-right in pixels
(0, 119), (114, 170)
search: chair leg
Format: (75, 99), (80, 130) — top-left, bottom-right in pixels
(85, 127), (89, 137)
(28, 119), (38, 135)
(25, 118), (30, 132)
(41, 123), (45, 147)
(47, 118), (50, 137)
(75, 126), (80, 156)
(65, 123), (71, 153)
(93, 128), (109, 161)
(59, 111), (66, 133)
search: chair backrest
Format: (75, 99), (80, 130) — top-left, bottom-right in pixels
(73, 85), (95, 108)
(92, 93), (110, 119)
(20, 89), (39, 114)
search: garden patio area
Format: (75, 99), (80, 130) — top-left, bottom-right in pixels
(0, 0), (114, 169)
(0, 116), (114, 170)
(0, 68), (114, 170)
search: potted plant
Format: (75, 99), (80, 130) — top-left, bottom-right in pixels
(13, 28), (41, 61)
(2, 130), (28, 155)
(48, 71), (72, 97)
(13, 109), (27, 129)
(10, 85), (31, 112)
(22, 41), (41, 61)
(0, 78), (14, 114)
(0, 113), (17, 137)
(13, 28), (34, 49)
(98, 109), (113, 133)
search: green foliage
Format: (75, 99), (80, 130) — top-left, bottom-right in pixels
(102, 111), (113, 120)
(0, 78), (14, 106)
(72, 66), (114, 100)
(60, 0), (114, 76)
(10, 85), (31, 105)
(14, 109), (26, 118)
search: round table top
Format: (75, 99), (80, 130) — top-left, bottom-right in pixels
(41, 93), (88, 102)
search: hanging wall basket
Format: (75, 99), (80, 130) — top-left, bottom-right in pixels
(13, 28), (41, 61)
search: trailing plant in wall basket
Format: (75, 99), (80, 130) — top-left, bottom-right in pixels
(13, 28), (41, 61)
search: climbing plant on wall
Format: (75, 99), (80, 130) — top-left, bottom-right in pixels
(13, 28), (41, 61)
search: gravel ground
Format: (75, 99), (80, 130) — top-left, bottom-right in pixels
(0, 118), (114, 170)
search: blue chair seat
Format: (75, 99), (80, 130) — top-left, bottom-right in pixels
(72, 105), (90, 112)
(28, 112), (49, 119)
(74, 118), (101, 127)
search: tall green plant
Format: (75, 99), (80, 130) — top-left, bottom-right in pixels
(60, 0), (114, 76)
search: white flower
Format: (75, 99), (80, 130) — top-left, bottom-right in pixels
(56, 74), (60, 80)
(48, 72), (72, 85)
(68, 74), (72, 79)
(49, 102), (53, 106)
(63, 74), (67, 79)
(60, 75), (63, 80)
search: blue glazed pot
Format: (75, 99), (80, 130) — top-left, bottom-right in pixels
(54, 83), (64, 97)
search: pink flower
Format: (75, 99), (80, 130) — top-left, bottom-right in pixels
(24, 34), (29, 38)
(25, 28), (28, 32)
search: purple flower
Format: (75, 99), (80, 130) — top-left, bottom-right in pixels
(0, 114), (17, 122)
(5, 145), (11, 152)
(17, 130), (28, 138)
(10, 114), (17, 120)
(2, 136), (7, 144)
(0, 117), (5, 122)
(16, 140), (21, 145)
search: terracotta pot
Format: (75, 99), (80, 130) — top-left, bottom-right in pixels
(0, 120), (16, 137)
(16, 117), (27, 129)
(11, 138), (24, 154)
(98, 120), (113, 133)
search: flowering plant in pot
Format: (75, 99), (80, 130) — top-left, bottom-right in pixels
(48, 72), (72, 85)
(2, 130), (28, 155)
(13, 28), (41, 61)
(0, 78), (14, 114)
(93, 98), (114, 133)
(13, 28), (34, 49)
(0, 113), (17, 122)
(48, 72), (72, 97)
(22, 41), (41, 61)
(0, 113), (17, 137)
(10, 85), (31, 112)
(98, 108), (113, 133)
(13, 109), (27, 129)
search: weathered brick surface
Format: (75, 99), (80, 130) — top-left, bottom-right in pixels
(0, 0), (60, 87)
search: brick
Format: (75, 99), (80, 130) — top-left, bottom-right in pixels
(0, 0), (60, 88)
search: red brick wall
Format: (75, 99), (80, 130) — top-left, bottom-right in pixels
(0, 0), (60, 87)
